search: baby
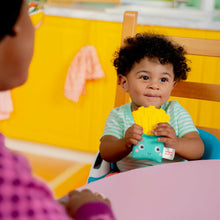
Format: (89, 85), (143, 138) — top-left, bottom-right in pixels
(100, 33), (204, 172)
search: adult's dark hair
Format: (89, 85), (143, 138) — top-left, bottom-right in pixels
(0, 0), (23, 41)
(113, 33), (191, 81)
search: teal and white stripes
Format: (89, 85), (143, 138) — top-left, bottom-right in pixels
(102, 103), (134, 139)
(162, 101), (197, 138)
(103, 101), (197, 139)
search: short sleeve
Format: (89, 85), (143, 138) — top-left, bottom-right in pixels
(177, 106), (198, 137)
(102, 108), (124, 139)
(166, 101), (198, 137)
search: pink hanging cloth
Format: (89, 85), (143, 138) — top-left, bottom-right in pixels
(64, 45), (105, 102)
(0, 90), (13, 120)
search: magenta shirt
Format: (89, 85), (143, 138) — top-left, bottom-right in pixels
(0, 133), (115, 220)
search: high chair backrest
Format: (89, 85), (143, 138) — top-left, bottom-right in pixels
(170, 37), (220, 140)
(114, 11), (138, 107)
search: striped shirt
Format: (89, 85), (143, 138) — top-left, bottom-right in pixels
(102, 101), (198, 171)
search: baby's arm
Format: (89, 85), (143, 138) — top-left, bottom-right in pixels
(100, 124), (143, 162)
(153, 123), (204, 160)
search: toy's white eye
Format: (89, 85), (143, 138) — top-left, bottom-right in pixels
(155, 146), (160, 152)
(139, 144), (145, 150)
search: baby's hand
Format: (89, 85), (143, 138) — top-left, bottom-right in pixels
(124, 124), (143, 148)
(152, 123), (178, 149)
(66, 189), (111, 218)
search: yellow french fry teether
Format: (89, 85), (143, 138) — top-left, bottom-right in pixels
(132, 106), (170, 135)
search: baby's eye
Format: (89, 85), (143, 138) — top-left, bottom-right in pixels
(160, 78), (168, 82)
(141, 76), (149, 80)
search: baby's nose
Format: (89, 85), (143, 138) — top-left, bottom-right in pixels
(147, 81), (159, 90)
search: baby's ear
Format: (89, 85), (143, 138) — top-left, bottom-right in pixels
(9, 22), (20, 37)
(118, 74), (129, 92)
(172, 80), (177, 88)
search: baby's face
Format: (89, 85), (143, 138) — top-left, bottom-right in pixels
(120, 57), (176, 110)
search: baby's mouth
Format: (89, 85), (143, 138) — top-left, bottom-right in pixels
(145, 94), (160, 98)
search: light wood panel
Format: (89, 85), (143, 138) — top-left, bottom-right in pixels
(171, 36), (220, 139)
(114, 11), (138, 108)
(171, 36), (220, 57)
(172, 81), (220, 102)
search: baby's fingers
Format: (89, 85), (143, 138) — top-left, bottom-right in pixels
(126, 137), (141, 147)
(153, 124), (174, 137)
(129, 124), (143, 135)
(153, 129), (172, 137)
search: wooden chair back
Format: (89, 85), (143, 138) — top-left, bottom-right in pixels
(170, 37), (220, 140)
(114, 11), (220, 140)
(114, 11), (138, 107)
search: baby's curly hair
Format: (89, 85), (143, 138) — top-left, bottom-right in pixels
(113, 33), (191, 81)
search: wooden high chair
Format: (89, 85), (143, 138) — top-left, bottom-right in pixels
(88, 11), (220, 183)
